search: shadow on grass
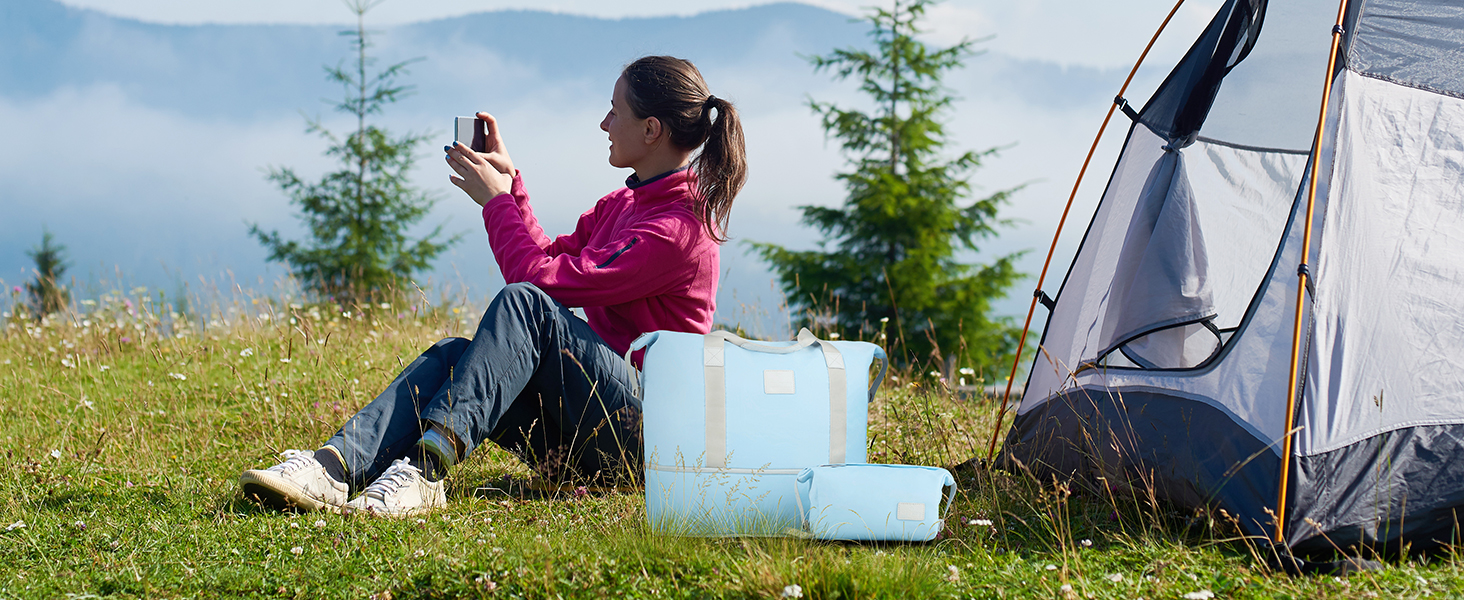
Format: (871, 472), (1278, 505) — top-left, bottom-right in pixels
(219, 490), (290, 516)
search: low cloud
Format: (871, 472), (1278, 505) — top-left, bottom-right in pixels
(6, 4), (1192, 335)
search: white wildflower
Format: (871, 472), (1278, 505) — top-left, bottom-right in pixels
(239, 348), (254, 357)
(946, 565), (960, 582)
(1045, 564), (1058, 571)
(1106, 573), (1123, 583)
(781, 584), (804, 598)
(290, 546), (303, 556)
(6, 521), (24, 531)
(969, 518), (993, 527)
(280, 358), (291, 363)
(169, 373), (186, 381)
(99, 365), (109, 371)
(313, 519), (327, 529)
(880, 317), (889, 323)
(50, 449), (62, 459)
(1182, 591), (1214, 600)
(290, 522), (299, 528)
(1080, 538), (1093, 547)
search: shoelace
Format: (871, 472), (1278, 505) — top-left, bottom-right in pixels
(270, 449), (314, 474)
(363, 458), (422, 499)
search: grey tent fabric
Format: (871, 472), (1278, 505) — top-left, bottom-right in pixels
(1000, 0), (1464, 556)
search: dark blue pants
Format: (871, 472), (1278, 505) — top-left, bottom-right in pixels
(323, 283), (642, 488)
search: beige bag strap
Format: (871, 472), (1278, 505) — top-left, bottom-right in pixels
(702, 328), (846, 468)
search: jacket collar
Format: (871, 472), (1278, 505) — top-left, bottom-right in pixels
(625, 165), (689, 190)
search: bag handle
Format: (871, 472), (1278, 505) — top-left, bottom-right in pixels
(710, 330), (888, 405)
(795, 467), (816, 530)
(627, 329), (889, 404)
(623, 331), (661, 400)
(938, 469), (958, 520)
(706, 328), (819, 354)
(703, 328), (846, 468)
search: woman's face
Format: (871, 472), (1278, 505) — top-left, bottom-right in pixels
(600, 76), (653, 169)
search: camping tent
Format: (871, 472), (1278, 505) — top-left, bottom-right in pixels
(996, 0), (1464, 555)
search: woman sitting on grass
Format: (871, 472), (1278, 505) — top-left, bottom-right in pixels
(239, 55), (746, 516)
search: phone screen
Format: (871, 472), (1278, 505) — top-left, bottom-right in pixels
(454, 116), (487, 152)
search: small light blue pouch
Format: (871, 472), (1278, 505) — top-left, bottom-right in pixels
(795, 463), (956, 542)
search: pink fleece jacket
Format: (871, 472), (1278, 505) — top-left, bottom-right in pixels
(480, 168), (719, 355)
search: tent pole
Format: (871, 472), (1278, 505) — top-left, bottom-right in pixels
(1275, 0), (1351, 546)
(984, 0), (1189, 461)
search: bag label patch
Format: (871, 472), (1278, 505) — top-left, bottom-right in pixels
(896, 502), (926, 521)
(764, 370), (796, 394)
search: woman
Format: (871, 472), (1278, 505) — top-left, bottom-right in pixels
(239, 55), (746, 516)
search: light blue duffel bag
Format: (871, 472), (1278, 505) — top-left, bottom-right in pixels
(795, 463), (956, 542)
(629, 328), (887, 536)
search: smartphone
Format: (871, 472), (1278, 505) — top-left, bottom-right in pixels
(454, 116), (487, 152)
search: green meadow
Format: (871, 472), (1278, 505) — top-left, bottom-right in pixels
(1, 285), (1461, 599)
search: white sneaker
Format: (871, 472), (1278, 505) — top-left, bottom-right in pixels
(240, 449), (349, 512)
(346, 458), (446, 517)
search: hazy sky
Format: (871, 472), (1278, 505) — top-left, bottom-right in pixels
(56, 0), (1221, 69)
(10, 0), (1232, 335)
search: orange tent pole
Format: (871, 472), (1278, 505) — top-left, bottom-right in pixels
(985, 0), (1189, 461)
(1274, 0), (1351, 545)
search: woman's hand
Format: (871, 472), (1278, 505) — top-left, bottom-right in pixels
(447, 112), (516, 207)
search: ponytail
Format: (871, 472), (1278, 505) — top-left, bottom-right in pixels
(690, 95), (745, 243)
(621, 56), (747, 243)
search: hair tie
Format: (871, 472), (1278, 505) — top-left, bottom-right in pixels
(704, 95), (718, 108)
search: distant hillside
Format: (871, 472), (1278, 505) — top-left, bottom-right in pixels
(0, 1), (866, 120)
(0, 0), (1124, 329)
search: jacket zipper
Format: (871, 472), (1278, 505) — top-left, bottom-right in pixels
(596, 236), (639, 268)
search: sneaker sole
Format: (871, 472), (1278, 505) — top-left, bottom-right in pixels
(346, 490), (447, 518)
(239, 470), (339, 513)
(347, 495), (447, 518)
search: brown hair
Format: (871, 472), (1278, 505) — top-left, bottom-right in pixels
(621, 56), (747, 243)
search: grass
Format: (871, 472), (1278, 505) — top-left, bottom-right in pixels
(2, 284), (1464, 598)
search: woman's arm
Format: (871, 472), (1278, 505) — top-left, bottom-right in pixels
(481, 194), (700, 307)
(501, 174), (557, 252)
(449, 113), (592, 254)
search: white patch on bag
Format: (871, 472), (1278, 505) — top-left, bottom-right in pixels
(896, 502), (926, 521)
(764, 370), (796, 394)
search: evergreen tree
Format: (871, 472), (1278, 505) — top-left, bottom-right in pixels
(25, 228), (69, 318)
(750, 0), (1022, 373)
(251, 0), (458, 304)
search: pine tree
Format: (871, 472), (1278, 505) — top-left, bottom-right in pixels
(750, 0), (1022, 373)
(251, 0), (458, 304)
(25, 228), (69, 318)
